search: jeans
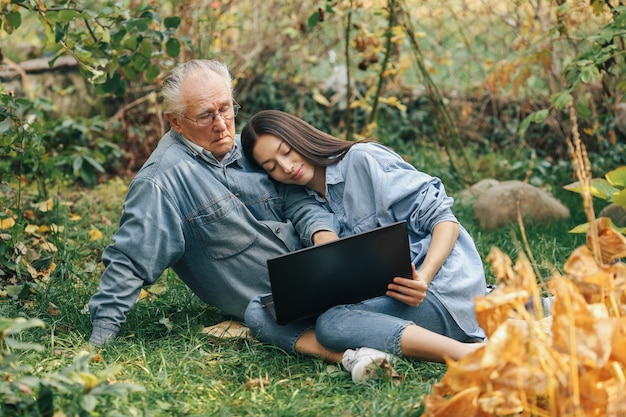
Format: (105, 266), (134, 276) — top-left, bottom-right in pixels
(245, 291), (473, 356)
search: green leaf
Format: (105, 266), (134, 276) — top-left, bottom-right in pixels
(613, 188), (626, 208)
(123, 35), (138, 51)
(532, 109), (549, 123)
(53, 9), (83, 23)
(4, 284), (32, 299)
(5, 338), (45, 351)
(518, 109), (549, 138)
(5, 11), (22, 30)
(83, 154), (105, 172)
(569, 223), (589, 234)
(164, 16), (181, 30)
(54, 22), (65, 43)
(0, 317), (45, 334)
(165, 38), (180, 58)
(145, 64), (161, 83)
(125, 18), (149, 32)
(101, 72), (123, 94)
(37, 385), (54, 417)
(606, 166), (626, 188)
(518, 114), (532, 137)
(307, 11), (320, 29)
(551, 91), (573, 110)
(111, 28), (127, 45)
(80, 394), (97, 412)
(563, 178), (617, 200)
(131, 53), (150, 72)
(140, 38), (153, 59)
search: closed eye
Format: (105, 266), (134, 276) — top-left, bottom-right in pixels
(197, 113), (213, 122)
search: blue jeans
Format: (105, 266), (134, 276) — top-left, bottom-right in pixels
(244, 292), (473, 356)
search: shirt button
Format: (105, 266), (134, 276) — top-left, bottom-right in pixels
(275, 227), (281, 234)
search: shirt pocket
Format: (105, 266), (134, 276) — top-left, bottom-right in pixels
(241, 190), (285, 221)
(187, 194), (259, 260)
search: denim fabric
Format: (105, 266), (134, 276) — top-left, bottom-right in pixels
(244, 295), (316, 354)
(245, 292), (467, 355)
(315, 293), (469, 355)
(88, 131), (337, 345)
(314, 143), (487, 340)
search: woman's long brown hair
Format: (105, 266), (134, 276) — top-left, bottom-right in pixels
(241, 110), (362, 168)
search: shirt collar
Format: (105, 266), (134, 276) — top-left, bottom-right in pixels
(325, 159), (344, 185)
(171, 130), (242, 166)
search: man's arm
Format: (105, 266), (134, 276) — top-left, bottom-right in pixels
(88, 179), (185, 345)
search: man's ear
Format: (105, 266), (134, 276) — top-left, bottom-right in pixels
(166, 113), (182, 132)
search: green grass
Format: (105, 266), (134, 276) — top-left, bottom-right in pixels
(0, 150), (597, 415)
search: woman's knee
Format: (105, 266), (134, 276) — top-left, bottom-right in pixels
(315, 305), (348, 350)
(244, 296), (266, 336)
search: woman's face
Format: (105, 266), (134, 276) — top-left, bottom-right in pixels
(252, 133), (316, 186)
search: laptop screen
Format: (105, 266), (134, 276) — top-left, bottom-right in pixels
(266, 221), (412, 324)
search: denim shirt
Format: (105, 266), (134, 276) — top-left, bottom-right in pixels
(88, 131), (337, 345)
(314, 142), (486, 339)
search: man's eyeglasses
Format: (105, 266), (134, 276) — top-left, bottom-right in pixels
(177, 100), (241, 127)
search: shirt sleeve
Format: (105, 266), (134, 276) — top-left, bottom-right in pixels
(347, 144), (457, 238)
(88, 178), (185, 345)
(278, 182), (339, 247)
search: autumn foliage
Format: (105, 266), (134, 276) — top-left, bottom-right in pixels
(424, 219), (626, 416)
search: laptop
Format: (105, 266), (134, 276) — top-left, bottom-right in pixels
(263, 221), (412, 325)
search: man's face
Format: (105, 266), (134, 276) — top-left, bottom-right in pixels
(168, 74), (236, 161)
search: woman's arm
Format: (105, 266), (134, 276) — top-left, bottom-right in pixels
(415, 220), (459, 285)
(386, 220), (459, 306)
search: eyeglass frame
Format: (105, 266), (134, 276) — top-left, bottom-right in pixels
(174, 100), (241, 127)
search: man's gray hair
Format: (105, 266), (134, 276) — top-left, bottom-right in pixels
(161, 60), (233, 114)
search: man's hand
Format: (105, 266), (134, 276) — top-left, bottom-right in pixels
(312, 230), (339, 245)
(386, 264), (428, 307)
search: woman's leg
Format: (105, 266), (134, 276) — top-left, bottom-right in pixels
(244, 295), (342, 361)
(245, 295), (390, 381)
(315, 294), (482, 362)
(399, 324), (483, 362)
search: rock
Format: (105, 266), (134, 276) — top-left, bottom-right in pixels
(598, 203), (626, 227)
(456, 178), (500, 206)
(473, 180), (570, 229)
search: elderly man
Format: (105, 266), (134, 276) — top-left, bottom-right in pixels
(87, 59), (389, 382)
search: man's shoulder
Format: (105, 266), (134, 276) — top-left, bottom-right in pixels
(136, 133), (194, 177)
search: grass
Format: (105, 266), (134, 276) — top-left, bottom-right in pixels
(0, 148), (596, 416)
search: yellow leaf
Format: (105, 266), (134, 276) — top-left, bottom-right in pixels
(40, 242), (58, 252)
(89, 228), (103, 241)
(74, 372), (99, 390)
(0, 218), (15, 230)
(50, 224), (64, 233)
(312, 92), (330, 107)
(138, 289), (150, 300)
(24, 224), (39, 234)
(37, 225), (51, 233)
(37, 198), (54, 212)
(69, 213), (82, 221)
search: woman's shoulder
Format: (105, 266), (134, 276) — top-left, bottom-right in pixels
(345, 142), (403, 167)
(348, 141), (398, 157)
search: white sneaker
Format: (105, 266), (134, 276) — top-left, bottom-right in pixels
(341, 347), (393, 383)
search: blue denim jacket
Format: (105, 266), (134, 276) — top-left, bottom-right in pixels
(88, 131), (337, 345)
(317, 142), (486, 339)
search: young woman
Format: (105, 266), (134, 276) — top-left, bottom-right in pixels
(241, 110), (486, 374)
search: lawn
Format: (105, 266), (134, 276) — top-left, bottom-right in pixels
(0, 157), (590, 416)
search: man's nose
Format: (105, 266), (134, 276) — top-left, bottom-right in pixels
(212, 114), (228, 130)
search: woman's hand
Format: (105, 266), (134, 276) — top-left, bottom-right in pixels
(386, 264), (428, 307)
(312, 230), (339, 245)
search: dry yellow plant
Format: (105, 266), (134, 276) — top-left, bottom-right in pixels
(423, 88), (626, 417)
(423, 221), (626, 416)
